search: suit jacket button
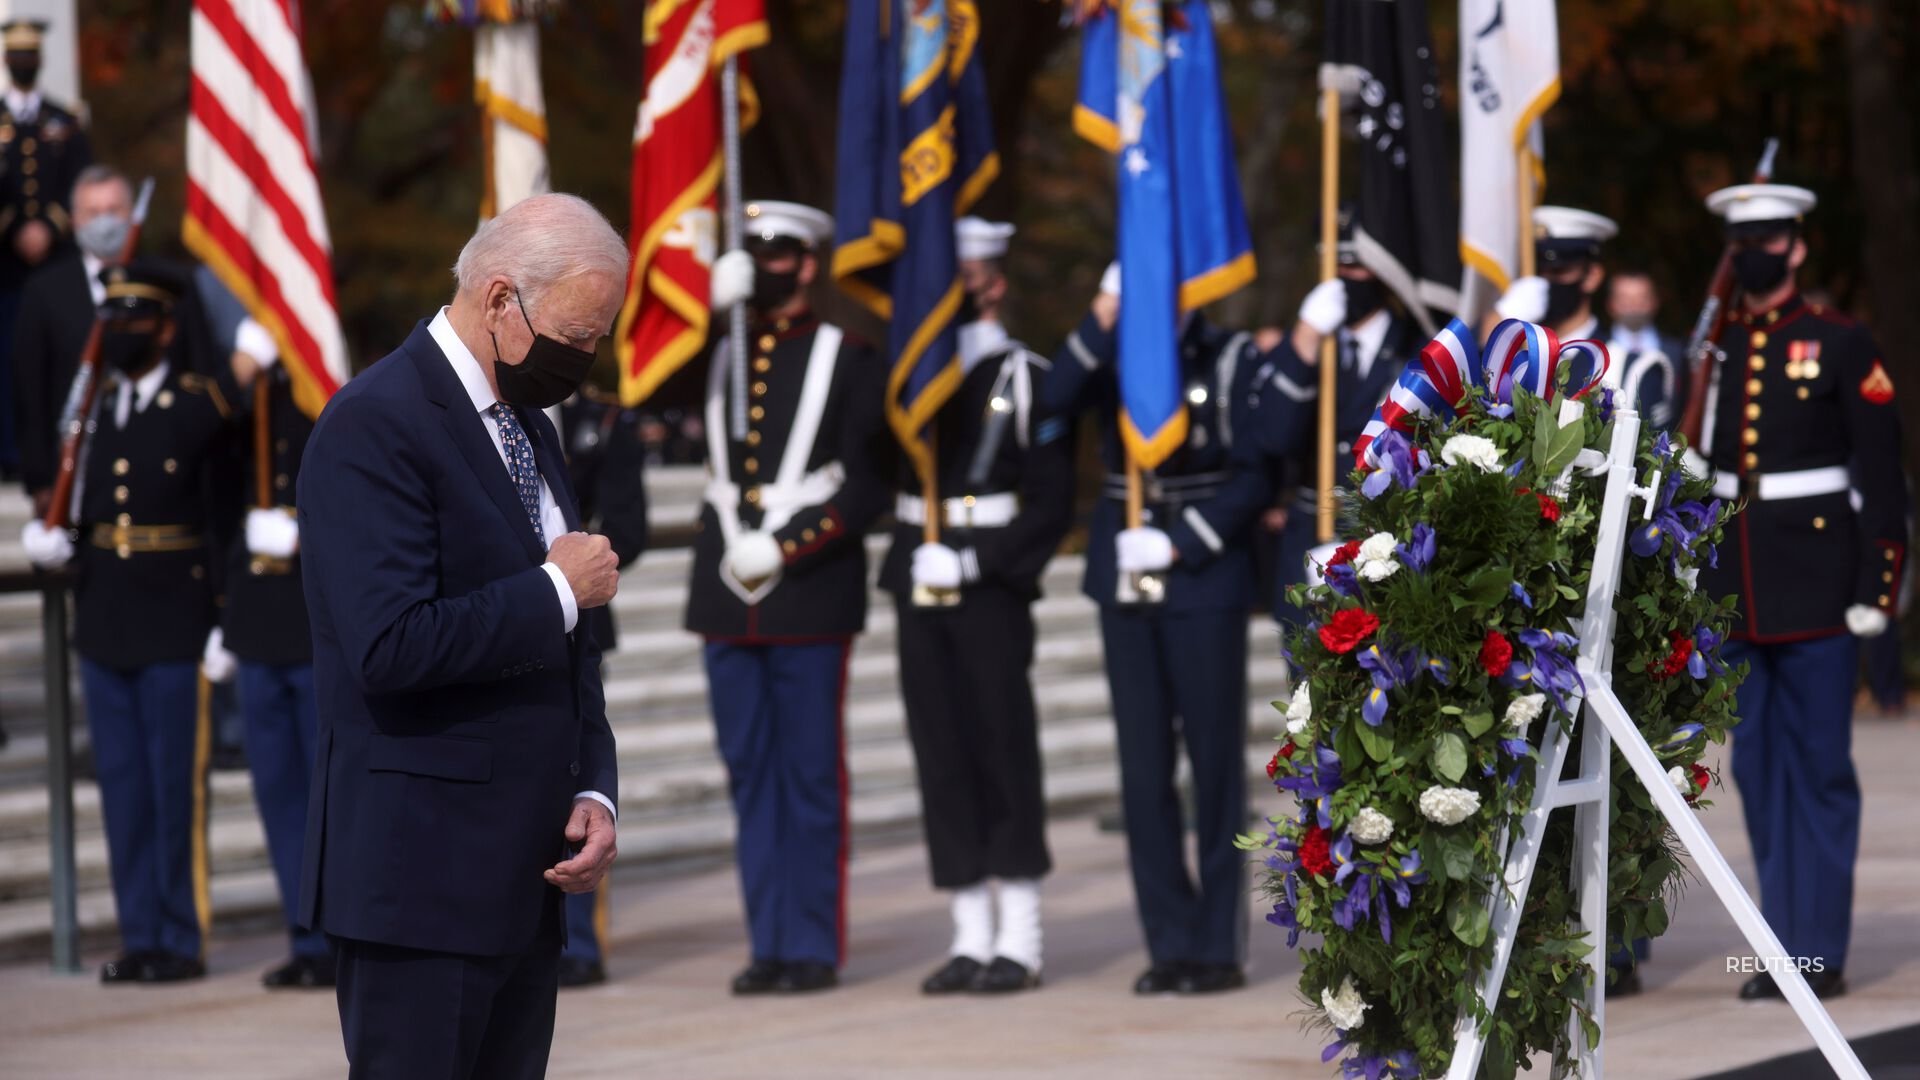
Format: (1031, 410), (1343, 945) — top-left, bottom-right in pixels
(569, 762), (580, 777)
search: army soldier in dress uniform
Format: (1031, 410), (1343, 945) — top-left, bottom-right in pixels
(0, 18), (91, 476)
(19, 263), (233, 984)
(688, 201), (891, 995)
(882, 218), (1074, 997)
(1694, 184), (1906, 1002)
(1492, 206), (1684, 427)
(205, 317), (334, 988)
(554, 383), (650, 988)
(1244, 210), (1413, 629)
(1042, 265), (1268, 996)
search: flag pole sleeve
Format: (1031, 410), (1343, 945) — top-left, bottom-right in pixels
(1517, 144), (1537, 278)
(721, 55), (749, 438)
(1315, 85), (1340, 543)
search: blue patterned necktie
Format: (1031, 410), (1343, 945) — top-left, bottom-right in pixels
(489, 402), (546, 546)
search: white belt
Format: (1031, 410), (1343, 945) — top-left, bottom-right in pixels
(894, 491), (1019, 529)
(706, 460), (846, 537)
(1710, 465), (1850, 502)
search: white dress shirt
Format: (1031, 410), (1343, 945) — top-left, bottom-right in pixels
(1342, 308), (1392, 381)
(1608, 323), (1662, 359)
(82, 252), (106, 307)
(5, 88), (41, 124)
(113, 360), (171, 429)
(427, 310), (614, 821)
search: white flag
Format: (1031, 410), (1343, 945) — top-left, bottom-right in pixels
(1458, 0), (1559, 321)
(475, 21), (549, 220)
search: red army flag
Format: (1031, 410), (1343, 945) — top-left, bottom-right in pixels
(616, 0), (768, 406)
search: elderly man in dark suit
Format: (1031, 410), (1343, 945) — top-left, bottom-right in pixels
(296, 193), (626, 1078)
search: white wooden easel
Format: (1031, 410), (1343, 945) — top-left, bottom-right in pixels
(1442, 403), (1871, 1080)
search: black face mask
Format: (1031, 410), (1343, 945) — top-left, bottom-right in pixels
(1732, 248), (1791, 296)
(491, 291), (595, 410)
(1545, 279), (1589, 326)
(6, 59), (38, 90)
(1341, 277), (1386, 324)
(954, 290), (982, 328)
(101, 328), (161, 376)
(750, 267), (801, 314)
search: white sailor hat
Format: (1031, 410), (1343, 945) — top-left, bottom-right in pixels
(1706, 183), (1816, 234)
(743, 200), (834, 248)
(1533, 206), (1618, 267)
(956, 216), (1015, 261)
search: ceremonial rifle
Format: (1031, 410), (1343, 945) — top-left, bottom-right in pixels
(43, 178), (156, 530)
(1676, 139), (1778, 449)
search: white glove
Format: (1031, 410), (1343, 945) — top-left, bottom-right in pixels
(20, 520), (73, 568)
(1099, 260), (1122, 299)
(1116, 527), (1175, 573)
(710, 249), (756, 311)
(911, 543), (963, 590)
(1845, 604), (1890, 639)
(1297, 279), (1349, 335)
(246, 507), (299, 558)
(1494, 275), (1549, 323)
(201, 628), (238, 684)
(725, 531), (784, 583)
(234, 317), (279, 369)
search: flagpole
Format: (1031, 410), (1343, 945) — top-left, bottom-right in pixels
(721, 54), (749, 437)
(1315, 83), (1340, 543)
(1517, 144), (1537, 278)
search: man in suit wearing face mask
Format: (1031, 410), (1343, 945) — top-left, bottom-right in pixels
(694, 201), (892, 996)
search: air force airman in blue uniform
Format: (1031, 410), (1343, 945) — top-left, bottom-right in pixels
(1694, 184), (1907, 1002)
(1043, 269), (1267, 996)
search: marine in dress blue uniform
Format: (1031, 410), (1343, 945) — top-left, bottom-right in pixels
(1493, 206), (1685, 430)
(882, 219), (1075, 996)
(19, 264), (233, 984)
(555, 385), (650, 987)
(1042, 276), (1267, 995)
(1693, 184), (1907, 1001)
(687, 202), (892, 995)
(0, 19), (90, 476)
(218, 320), (333, 988)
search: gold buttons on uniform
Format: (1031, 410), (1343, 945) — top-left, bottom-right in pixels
(1797, 387), (1810, 400)
(191, 565), (206, 580)
(821, 517), (835, 531)
(1749, 355), (1765, 373)
(1746, 404), (1761, 421)
(802, 529), (816, 542)
(743, 458), (759, 474)
(1744, 452), (1759, 469)
(21, 179), (36, 195)
(20, 158), (34, 175)
(1749, 331), (1767, 348)
(116, 514), (131, 527)
(1747, 378), (1764, 396)
(275, 474), (289, 490)
(1813, 517), (1827, 530)
(275, 438), (288, 453)
(749, 405), (765, 421)
(751, 381), (768, 397)
(1886, 550), (1898, 561)
(1743, 429), (1759, 446)
(757, 335), (777, 352)
(782, 539), (798, 553)
(744, 487), (762, 506)
(112, 458), (129, 476)
(1879, 594), (1891, 606)
(113, 485), (129, 504)
(156, 390), (173, 409)
(20, 137), (34, 153)
(1884, 571), (1895, 583)
(163, 458), (178, 474)
(753, 357), (771, 374)
(745, 430), (761, 446)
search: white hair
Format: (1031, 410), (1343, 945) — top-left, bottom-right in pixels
(452, 193), (629, 312)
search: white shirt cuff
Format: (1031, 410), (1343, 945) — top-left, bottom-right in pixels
(540, 562), (580, 633)
(574, 790), (617, 822)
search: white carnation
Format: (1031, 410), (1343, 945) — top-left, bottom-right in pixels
(1322, 976), (1370, 1032)
(1358, 558), (1400, 582)
(1667, 766), (1692, 797)
(1440, 433), (1503, 473)
(1355, 531), (1401, 582)
(1679, 566), (1700, 593)
(1350, 807), (1395, 845)
(1285, 683), (1311, 733)
(1418, 785), (1483, 826)
(1504, 693), (1547, 727)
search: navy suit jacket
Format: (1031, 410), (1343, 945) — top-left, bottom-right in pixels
(296, 320), (618, 957)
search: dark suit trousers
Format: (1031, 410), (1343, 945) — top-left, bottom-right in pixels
(896, 587), (1051, 888)
(333, 899), (561, 1079)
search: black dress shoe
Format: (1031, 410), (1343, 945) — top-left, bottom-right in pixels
(1176, 963), (1246, 995)
(558, 957), (606, 989)
(921, 956), (984, 995)
(971, 957), (1040, 994)
(1804, 968), (1847, 999)
(1738, 973), (1780, 1000)
(101, 951), (154, 984)
(262, 954), (336, 989)
(1606, 968), (1642, 998)
(139, 952), (207, 983)
(1133, 963), (1186, 995)
(731, 960), (785, 995)
(774, 961), (839, 994)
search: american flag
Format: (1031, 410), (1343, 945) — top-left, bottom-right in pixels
(183, 0), (348, 420)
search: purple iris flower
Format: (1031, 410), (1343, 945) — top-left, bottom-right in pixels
(1504, 458), (1526, 479)
(1689, 625), (1728, 679)
(1361, 469), (1393, 500)
(1323, 1039), (1350, 1065)
(1496, 736), (1533, 787)
(1277, 745), (1344, 826)
(1512, 628), (1584, 713)
(1656, 722), (1705, 753)
(1397, 522), (1436, 573)
(1511, 581), (1534, 609)
(1331, 833), (1362, 884)
(1423, 653), (1453, 686)
(1629, 521), (1667, 558)
(1325, 561), (1361, 599)
(1356, 642), (1421, 727)
(1651, 430), (1673, 461)
(1488, 402), (1515, 419)
(1337, 1045), (1420, 1079)
(1380, 849), (1429, 908)
(1597, 386), (1618, 423)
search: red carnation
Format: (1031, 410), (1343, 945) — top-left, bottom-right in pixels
(1649, 631), (1693, 680)
(1688, 763), (1711, 800)
(1327, 539), (1363, 568)
(1319, 609), (1381, 654)
(1535, 492), (1563, 522)
(1479, 629), (1514, 677)
(1267, 749), (1283, 779)
(1299, 824), (1334, 877)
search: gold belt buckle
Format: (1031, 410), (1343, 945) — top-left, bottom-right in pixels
(1742, 474), (1762, 501)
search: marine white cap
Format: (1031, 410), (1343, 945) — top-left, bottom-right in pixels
(1533, 206), (1619, 244)
(743, 200), (835, 247)
(1705, 183), (1817, 227)
(955, 216), (1015, 261)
